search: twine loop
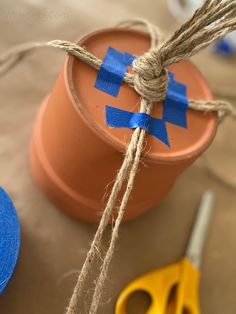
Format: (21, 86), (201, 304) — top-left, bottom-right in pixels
(132, 51), (169, 103)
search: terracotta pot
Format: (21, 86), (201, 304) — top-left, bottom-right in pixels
(30, 27), (217, 223)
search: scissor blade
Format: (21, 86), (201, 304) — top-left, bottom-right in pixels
(185, 191), (215, 269)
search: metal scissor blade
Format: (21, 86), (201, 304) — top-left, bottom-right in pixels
(185, 191), (215, 269)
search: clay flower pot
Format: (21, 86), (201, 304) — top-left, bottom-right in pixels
(30, 27), (217, 223)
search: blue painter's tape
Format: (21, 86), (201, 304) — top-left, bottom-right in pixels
(214, 38), (234, 56)
(106, 105), (170, 147)
(163, 72), (189, 128)
(0, 187), (20, 294)
(94, 47), (136, 97)
(123, 52), (136, 65)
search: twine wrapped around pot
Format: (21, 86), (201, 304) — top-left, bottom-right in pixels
(0, 1), (236, 313)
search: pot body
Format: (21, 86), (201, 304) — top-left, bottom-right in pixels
(30, 27), (217, 223)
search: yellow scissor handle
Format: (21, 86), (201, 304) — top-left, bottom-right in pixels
(115, 258), (200, 314)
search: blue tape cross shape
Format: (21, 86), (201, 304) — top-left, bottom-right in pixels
(0, 187), (20, 294)
(94, 47), (136, 97)
(106, 105), (170, 147)
(95, 47), (189, 146)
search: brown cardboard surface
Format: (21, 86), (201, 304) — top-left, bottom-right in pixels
(0, 1), (236, 313)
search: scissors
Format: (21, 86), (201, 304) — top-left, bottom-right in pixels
(116, 191), (215, 314)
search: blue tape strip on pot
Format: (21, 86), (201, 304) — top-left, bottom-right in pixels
(94, 47), (136, 97)
(163, 72), (189, 128)
(0, 187), (20, 294)
(106, 105), (170, 147)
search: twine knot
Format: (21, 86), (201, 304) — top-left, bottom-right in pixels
(132, 51), (169, 103)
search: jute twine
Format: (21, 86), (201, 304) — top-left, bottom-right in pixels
(1, 1), (236, 313)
